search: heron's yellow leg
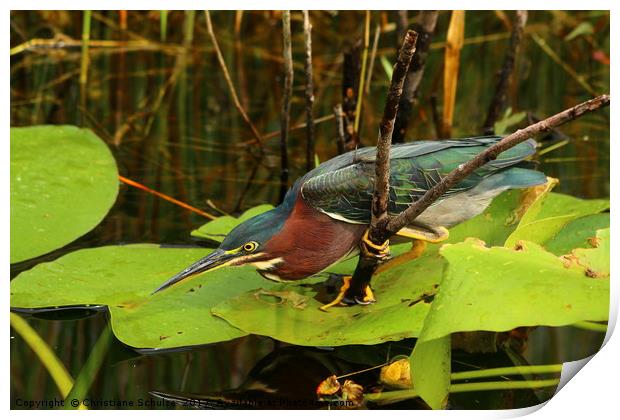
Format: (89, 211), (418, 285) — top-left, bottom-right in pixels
(319, 277), (375, 311)
(320, 276), (352, 311)
(376, 240), (427, 274)
(360, 230), (391, 260)
(361, 285), (375, 303)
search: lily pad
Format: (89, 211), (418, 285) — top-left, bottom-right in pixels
(10, 245), (273, 349)
(213, 248), (442, 346)
(567, 228), (610, 278)
(10, 125), (119, 263)
(544, 214), (610, 255)
(418, 239), (609, 343)
(504, 192), (609, 248)
(191, 205), (274, 243)
(212, 189), (540, 346)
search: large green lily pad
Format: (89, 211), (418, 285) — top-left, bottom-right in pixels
(10, 126), (119, 263)
(418, 238), (609, 343)
(10, 245), (273, 349)
(212, 247), (443, 346)
(211, 189), (538, 346)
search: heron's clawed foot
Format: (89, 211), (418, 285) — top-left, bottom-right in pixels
(320, 276), (376, 311)
(360, 230), (391, 261)
(352, 285), (375, 306)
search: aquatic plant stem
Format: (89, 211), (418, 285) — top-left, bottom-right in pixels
(79, 10), (92, 125)
(64, 324), (113, 410)
(303, 11), (316, 172)
(573, 321), (608, 332)
(441, 10), (465, 138)
(450, 364), (562, 381)
(483, 11), (528, 134)
(353, 11), (371, 135)
(10, 313), (75, 400)
(119, 175), (217, 219)
(279, 11), (293, 202)
(160, 11), (168, 42)
(337, 362), (561, 384)
(365, 379), (560, 404)
(364, 23), (381, 95)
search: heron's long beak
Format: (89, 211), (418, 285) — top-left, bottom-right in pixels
(151, 249), (235, 295)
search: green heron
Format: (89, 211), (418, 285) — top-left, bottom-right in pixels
(153, 136), (546, 310)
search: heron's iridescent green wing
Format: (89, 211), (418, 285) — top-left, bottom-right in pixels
(301, 136), (543, 224)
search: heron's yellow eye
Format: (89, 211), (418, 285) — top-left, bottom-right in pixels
(243, 241), (258, 252)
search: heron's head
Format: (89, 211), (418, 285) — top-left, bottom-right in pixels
(152, 209), (285, 294)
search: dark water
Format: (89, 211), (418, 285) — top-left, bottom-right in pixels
(10, 10), (609, 409)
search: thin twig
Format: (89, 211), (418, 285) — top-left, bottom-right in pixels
(530, 32), (597, 96)
(234, 158), (261, 212)
(334, 104), (346, 155)
(10, 35), (180, 56)
(204, 11), (264, 148)
(279, 11), (294, 202)
(393, 11), (439, 143)
(240, 114), (334, 146)
(386, 94), (610, 237)
(303, 11), (316, 172)
(483, 11), (528, 134)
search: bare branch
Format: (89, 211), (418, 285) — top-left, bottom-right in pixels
(344, 30), (418, 302)
(345, 93), (609, 303)
(370, 30), (419, 240)
(385, 94), (611, 238)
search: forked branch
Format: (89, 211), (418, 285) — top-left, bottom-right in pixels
(384, 94), (610, 240)
(369, 30), (419, 242)
(347, 60), (609, 300)
(344, 29), (418, 301)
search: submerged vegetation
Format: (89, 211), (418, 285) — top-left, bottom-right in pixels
(10, 10), (609, 409)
